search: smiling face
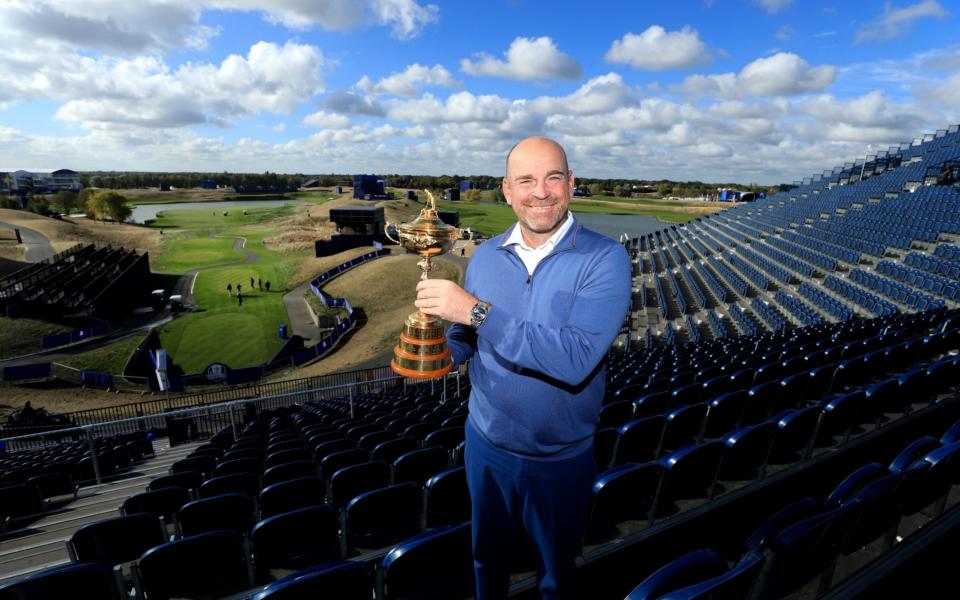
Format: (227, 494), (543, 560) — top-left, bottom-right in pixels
(502, 136), (575, 248)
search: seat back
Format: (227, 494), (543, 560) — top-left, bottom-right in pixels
(176, 492), (255, 537)
(343, 483), (422, 554)
(624, 548), (727, 600)
(259, 476), (326, 519)
(423, 466), (470, 529)
(251, 561), (373, 600)
(330, 461), (390, 509)
(0, 561), (121, 600)
(381, 523), (473, 600)
(198, 472), (260, 499)
(68, 513), (166, 566)
(251, 504), (341, 582)
(122, 487), (190, 523)
(262, 460), (318, 488)
(393, 446), (449, 486)
(136, 530), (250, 600)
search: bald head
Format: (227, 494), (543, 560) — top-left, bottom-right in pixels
(505, 136), (569, 179)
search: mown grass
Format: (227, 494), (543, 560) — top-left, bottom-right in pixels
(57, 333), (148, 373)
(141, 206), (311, 373)
(0, 318), (74, 360)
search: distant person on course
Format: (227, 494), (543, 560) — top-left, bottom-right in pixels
(414, 136), (632, 599)
(226, 283), (232, 297)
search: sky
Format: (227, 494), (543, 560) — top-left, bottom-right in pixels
(0, 0), (958, 184)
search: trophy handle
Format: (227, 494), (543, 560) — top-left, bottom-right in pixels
(384, 222), (400, 245)
(461, 227), (474, 242)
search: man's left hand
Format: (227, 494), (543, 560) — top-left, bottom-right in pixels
(415, 279), (478, 325)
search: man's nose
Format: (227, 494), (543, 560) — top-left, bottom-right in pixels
(533, 178), (549, 198)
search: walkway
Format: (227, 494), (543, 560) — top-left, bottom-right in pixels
(0, 221), (55, 262)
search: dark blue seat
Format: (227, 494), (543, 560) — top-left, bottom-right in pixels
(135, 530), (251, 600)
(632, 391), (671, 419)
(319, 448), (369, 481)
(657, 550), (765, 600)
(262, 460), (318, 487)
(863, 378), (903, 424)
(198, 472), (259, 499)
(624, 548), (728, 600)
(371, 437), (419, 464)
(423, 426), (465, 451)
(715, 421), (776, 482)
(805, 362), (836, 400)
(259, 476), (326, 519)
(148, 471), (203, 494)
(659, 403), (708, 456)
(175, 492), (255, 537)
(752, 501), (862, 599)
(392, 446), (449, 486)
(402, 421), (441, 442)
(68, 513), (166, 567)
(669, 383), (703, 409)
(121, 486), (190, 524)
(357, 430), (399, 452)
(767, 406), (821, 463)
(585, 462), (663, 542)
(0, 561), (122, 600)
(612, 416), (665, 466)
(329, 461), (390, 509)
(342, 483), (422, 555)
(653, 441), (725, 522)
(264, 448), (311, 469)
(919, 441), (960, 515)
(312, 439), (356, 464)
(380, 523), (473, 600)
(743, 497), (822, 552)
(213, 457), (262, 479)
(812, 390), (866, 448)
(250, 561), (373, 600)
(599, 400), (634, 428)
(170, 455), (216, 478)
(779, 370), (809, 404)
(593, 427), (618, 470)
(700, 390), (748, 441)
(742, 380), (780, 425)
(423, 467), (470, 529)
(251, 505), (341, 583)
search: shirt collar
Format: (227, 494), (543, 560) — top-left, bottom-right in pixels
(504, 211), (575, 251)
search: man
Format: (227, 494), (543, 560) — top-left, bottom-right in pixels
(415, 136), (631, 599)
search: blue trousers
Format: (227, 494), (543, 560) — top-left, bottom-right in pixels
(465, 420), (596, 600)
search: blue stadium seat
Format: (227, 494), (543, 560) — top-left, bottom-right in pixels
(121, 486), (190, 524)
(250, 561), (373, 600)
(134, 530), (251, 600)
(380, 523), (473, 600)
(716, 421), (776, 482)
(0, 561), (122, 600)
(329, 461), (390, 509)
(612, 416), (665, 466)
(342, 483), (422, 555)
(262, 460), (318, 488)
(148, 471), (203, 494)
(259, 476), (326, 519)
(198, 472), (260, 499)
(175, 492), (255, 538)
(585, 463), (663, 542)
(392, 446), (449, 486)
(251, 504), (341, 583)
(423, 467), (470, 529)
(624, 548), (728, 600)
(68, 513), (167, 568)
(657, 550), (765, 600)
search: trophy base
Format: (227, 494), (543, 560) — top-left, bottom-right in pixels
(390, 311), (453, 379)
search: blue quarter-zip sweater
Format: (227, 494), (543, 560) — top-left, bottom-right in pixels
(447, 219), (632, 459)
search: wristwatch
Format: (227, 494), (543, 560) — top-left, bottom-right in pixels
(470, 301), (492, 329)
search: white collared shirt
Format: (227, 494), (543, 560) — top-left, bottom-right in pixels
(503, 211), (575, 276)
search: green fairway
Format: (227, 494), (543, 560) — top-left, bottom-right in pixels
(144, 205), (310, 373)
(439, 195), (702, 236)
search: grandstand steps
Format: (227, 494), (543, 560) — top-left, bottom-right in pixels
(0, 438), (200, 584)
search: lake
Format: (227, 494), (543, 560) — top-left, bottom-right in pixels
(572, 212), (667, 241)
(129, 199), (306, 224)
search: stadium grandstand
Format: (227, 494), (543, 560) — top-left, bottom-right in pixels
(2, 125), (960, 599)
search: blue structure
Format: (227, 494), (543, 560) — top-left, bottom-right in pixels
(200, 179), (217, 189)
(459, 180), (475, 193)
(352, 175), (388, 200)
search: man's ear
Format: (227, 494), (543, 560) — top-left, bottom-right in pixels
(502, 178), (512, 206)
(567, 170), (575, 195)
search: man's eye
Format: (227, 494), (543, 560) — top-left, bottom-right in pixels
(547, 175), (564, 183)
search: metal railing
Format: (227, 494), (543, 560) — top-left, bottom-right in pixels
(0, 371), (466, 484)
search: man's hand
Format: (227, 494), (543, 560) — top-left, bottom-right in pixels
(415, 279), (478, 325)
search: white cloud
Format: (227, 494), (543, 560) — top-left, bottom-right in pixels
(605, 26), (713, 71)
(272, 122), (286, 133)
(323, 91), (385, 116)
(796, 91), (926, 140)
(460, 36), (583, 81)
(356, 63), (460, 96)
(935, 73), (960, 109)
(528, 73), (635, 115)
(210, 0), (438, 39)
(303, 111), (351, 129)
(855, 0), (948, 44)
(775, 26), (795, 42)
(677, 52), (837, 98)
(48, 41), (326, 129)
(0, 1), (217, 55)
(386, 91), (511, 124)
(754, 0), (793, 13)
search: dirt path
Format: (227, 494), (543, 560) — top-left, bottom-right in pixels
(0, 221), (55, 262)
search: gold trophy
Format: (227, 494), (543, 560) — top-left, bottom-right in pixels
(385, 190), (471, 379)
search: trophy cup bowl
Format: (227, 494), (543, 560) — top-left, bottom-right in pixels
(384, 192), (470, 379)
